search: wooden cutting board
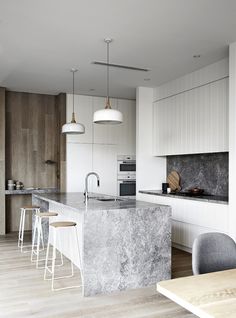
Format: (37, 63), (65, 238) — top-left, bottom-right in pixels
(167, 171), (181, 192)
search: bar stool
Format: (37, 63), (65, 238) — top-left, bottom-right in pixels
(18, 205), (41, 253)
(44, 221), (83, 291)
(31, 212), (60, 269)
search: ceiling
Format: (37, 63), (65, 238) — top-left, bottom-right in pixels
(0, 0), (236, 99)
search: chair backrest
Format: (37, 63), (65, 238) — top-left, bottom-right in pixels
(192, 232), (236, 275)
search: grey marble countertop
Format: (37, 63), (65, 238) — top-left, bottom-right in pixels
(139, 190), (228, 205)
(33, 192), (169, 212)
(5, 188), (59, 195)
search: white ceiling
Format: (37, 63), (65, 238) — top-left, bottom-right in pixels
(0, 0), (236, 99)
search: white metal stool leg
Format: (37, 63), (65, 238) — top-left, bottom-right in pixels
(32, 212), (59, 269)
(18, 208), (24, 248)
(18, 207), (41, 253)
(44, 222), (83, 292)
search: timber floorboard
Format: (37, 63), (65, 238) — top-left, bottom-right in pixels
(0, 233), (196, 318)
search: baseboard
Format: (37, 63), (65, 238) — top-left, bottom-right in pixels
(172, 242), (192, 254)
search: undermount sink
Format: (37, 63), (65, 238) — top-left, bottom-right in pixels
(90, 197), (123, 202)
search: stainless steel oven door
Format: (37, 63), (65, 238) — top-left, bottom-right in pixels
(118, 180), (136, 196)
(117, 160), (136, 174)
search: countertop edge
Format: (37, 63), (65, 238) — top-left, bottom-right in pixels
(6, 188), (59, 195)
(32, 192), (172, 212)
(139, 190), (228, 205)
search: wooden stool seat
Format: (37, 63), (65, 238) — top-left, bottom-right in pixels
(22, 205), (40, 209)
(36, 212), (58, 218)
(50, 221), (76, 228)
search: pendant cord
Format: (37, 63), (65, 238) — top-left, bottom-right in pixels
(72, 70), (75, 113)
(107, 41), (109, 102)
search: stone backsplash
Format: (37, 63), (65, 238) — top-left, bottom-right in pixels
(167, 152), (228, 196)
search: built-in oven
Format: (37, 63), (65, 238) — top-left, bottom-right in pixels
(117, 175), (136, 197)
(117, 155), (136, 176)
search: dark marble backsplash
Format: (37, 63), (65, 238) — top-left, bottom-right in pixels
(167, 152), (228, 196)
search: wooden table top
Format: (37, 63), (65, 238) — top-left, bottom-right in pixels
(157, 269), (236, 318)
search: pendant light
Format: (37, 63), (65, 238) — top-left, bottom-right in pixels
(93, 39), (123, 124)
(62, 69), (85, 134)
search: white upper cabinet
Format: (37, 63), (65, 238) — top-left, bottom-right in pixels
(66, 143), (93, 192)
(66, 94), (93, 143)
(92, 144), (118, 196)
(153, 78), (229, 156)
(116, 99), (136, 155)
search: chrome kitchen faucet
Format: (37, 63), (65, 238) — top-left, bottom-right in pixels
(84, 172), (100, 202)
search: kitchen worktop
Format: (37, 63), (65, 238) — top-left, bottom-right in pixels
(139, 190), (228, 205)
(33, 192), (166, 211)
(32, 192), (171, 296)
(5, 188), (59, 195)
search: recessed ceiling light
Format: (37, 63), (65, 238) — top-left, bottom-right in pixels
(144, 78), (151, 81)
(193, 54), (201, 58)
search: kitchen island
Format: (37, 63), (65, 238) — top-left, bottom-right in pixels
(32, 193), (171, 296)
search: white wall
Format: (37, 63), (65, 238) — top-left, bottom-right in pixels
(229, 43), (236, 240)
(66, 94), (136, 195)
(136, 87), (166, 199)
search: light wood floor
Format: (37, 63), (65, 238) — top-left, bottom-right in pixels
(0, 233), (196, 318)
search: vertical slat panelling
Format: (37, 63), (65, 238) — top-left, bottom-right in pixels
(153, 78), (228, 156)
(154, 58), (229, 101)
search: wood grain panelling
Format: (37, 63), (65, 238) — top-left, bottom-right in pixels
(0, 87), (6, 235)
(56, 93), (66, 192)
(5, 91), (66, 232)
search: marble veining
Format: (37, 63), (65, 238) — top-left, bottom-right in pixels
(167, 152), (228, 196)
(32, 192), (171, 297)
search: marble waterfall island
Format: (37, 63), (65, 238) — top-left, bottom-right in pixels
(32, 193), (171, 296)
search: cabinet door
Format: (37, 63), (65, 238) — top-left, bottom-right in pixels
(92, 144), (117, 196)
(66, 143), (93, 192)
(66, 94), (93, 143)
(153, 78), (228, 155)
(116, 99), (136, 155)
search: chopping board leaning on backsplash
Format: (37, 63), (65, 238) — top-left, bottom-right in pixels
(167, 171), (181, 192)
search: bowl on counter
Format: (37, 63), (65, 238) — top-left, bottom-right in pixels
(187, 187), (204, 195)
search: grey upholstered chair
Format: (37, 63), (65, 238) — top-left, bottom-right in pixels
(192, 232), (236, 275)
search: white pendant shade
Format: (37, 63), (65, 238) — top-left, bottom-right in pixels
(62, 122), (85, 134)
(93, 38), (123, 125)
(93, 108), (123, 124)
(62, 68), (85, 134)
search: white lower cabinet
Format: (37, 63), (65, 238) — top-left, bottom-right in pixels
(137, 193), (229, 251)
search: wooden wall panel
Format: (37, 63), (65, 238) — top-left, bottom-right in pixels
(55, 93), (66, 192)
(0, 87), (6, 235)
(5, 91), (66, 232)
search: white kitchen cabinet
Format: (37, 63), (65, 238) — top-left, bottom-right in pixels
(137, 192), (229, 251)
(66, 143), (93, 192)
(66, 94), (136, 194)
(92, 144), (117, 196)
(66, 94), (93, 144)
(153, 78), (228, 156)
(116, 99), (136, 155)
(67, 142), (117, 196)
